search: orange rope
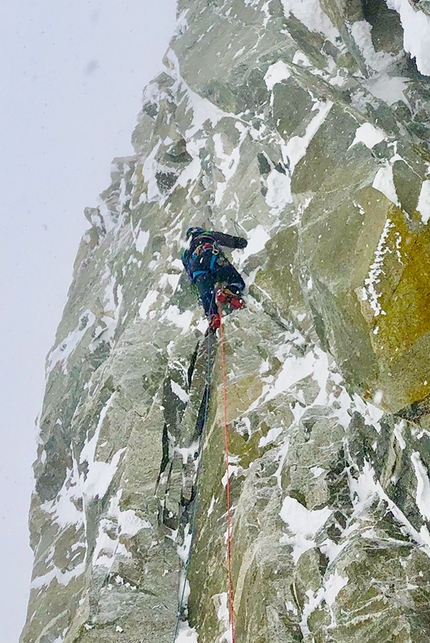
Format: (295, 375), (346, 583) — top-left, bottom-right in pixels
(217, 301), (236, 643)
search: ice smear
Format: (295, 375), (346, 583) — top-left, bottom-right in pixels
(387, 0), (430, 76)
(349, 123), (386, 150)
(418, 180), (430, 225)
(411, 452), (430, 521)
(47, 310), (96, 375)
(280, 0), (339, 44)
(279, 497), (332, 563)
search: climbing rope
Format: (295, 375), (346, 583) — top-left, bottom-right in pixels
(172, 295), (236, 643)
(217, 300), (236, 643)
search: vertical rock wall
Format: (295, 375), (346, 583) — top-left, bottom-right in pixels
(21, 1), (430, 642)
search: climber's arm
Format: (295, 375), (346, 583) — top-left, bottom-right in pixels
(210, 231), (248, 249)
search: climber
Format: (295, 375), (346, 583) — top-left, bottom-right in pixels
(182, 226), (248, 331)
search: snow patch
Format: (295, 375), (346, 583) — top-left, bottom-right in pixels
(213, 127), (247, 205)
(171, 380), (190, 404)
(175, 622), (199, 642)
(119, 509), (152, 536)
(139, 290), (159, 320)
(283, 100), (333, 173)
(350, 20), (397, 73)
(279, 496), (332, 562)
(373, 164), (399, 205)
(264, 60), (291, 91)
(418, 180), (430, 225)
(366, 75), (410, 107)
(387, 0), (430, 76)
(136, 229), (150, 254)
(259, 426), (284, 447)
(349, 123), (386, 150)
(213, 592), (233, 643)
(234, 224), (270, 266)
(280, 0), (340, 45)
(411, 452), (430, 521)
(265, 169), (292, 211)
(161, 305), (194, 333)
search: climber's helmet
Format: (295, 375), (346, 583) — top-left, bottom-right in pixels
(186, 226), (204, 240)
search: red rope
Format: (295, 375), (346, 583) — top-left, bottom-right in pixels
(217, 301), (236, 643)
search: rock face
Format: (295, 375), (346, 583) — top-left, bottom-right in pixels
(21, 1), (430, 642)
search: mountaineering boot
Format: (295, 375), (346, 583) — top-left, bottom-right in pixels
(216, 286), (245, 310)
(207, 312), (221, 333)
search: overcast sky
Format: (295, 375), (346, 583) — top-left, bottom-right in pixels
(0, 1), (177, 640)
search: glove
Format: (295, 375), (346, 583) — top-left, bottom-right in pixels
(236, 238), (248, 249)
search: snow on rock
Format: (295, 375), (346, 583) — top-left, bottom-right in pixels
(282, 100), (333, 173)
(264, 60), (291, 91)
(279, 497), (332, 563)
(265, 169), (292, 211)
(234, 224), (270, 265)
(46, 310), (96, 375)
(387, 0), (430, 76)
(139, 290), (159, 319)
(366, 75), (410, 107)
(175, 622), (199, 642)
(411, 452), (430, 522)
(280, 0), (339, 44)
(135, 229), (150, 254)
(372, 164), (399, 206)
(350, 20), (397, 73)
(349, 123), (386, 150)
(418, 180), (430, 224)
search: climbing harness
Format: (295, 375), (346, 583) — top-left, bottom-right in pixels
(184, 237), (221, 282)
(217, 300), (237, 643)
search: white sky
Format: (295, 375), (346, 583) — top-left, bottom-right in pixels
(0, 1), (177, 640)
